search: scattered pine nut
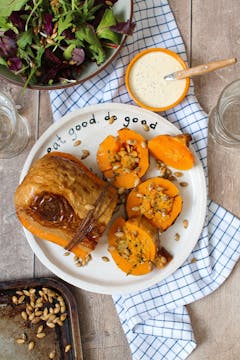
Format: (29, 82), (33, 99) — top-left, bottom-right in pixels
(174, 172), (183, 177)
(81, 149), (90, 160)
(108, 116), (115, 124)
(175, 233), (180, 241)
(183, 219), (189, 228)
(143, 124), (150, 132)
(64, 344), (72, 353)
(37, 325), (44, 334)
(16, 338), (25, 344)
(180, 181), (188, 187)
(31, 317), (41, 324)
(18, 295), (25, 303)
(102, 256), (110, 262)
(12, 296), (18, 304)
(16, 290), (23, 295)
(21, 311), (28, 320)
(46, 321), (56, 328)
(36, 332), (46, 339)
(21, 333), (27, 341)
(73, 140), (81, 147)
(49, 350), (56, 359)
(28, 341), (35, 351)
(64, 251), (70, 256)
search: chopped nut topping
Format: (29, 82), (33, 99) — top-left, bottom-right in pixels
(85, 204), (95, 211)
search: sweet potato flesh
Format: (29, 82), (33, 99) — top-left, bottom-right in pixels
(126, 178), (182, 231)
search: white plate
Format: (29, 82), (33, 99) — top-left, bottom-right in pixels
(20, 103), (207, 295)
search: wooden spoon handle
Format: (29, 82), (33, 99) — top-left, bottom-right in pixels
(175, 57), (237, 79)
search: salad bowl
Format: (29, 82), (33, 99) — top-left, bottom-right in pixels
(0, 0), (133, 90)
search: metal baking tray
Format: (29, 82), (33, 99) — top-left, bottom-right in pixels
(0, 277), (83, 360)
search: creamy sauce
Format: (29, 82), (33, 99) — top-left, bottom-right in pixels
(128, 51), (187, 109)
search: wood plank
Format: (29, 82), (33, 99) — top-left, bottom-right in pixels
(169, 0), (191, 59)
(189, 1), (240, 359)
(0, 82), (39, 280)
(191, 0), (240, 217)
(188, 263), (240, 360)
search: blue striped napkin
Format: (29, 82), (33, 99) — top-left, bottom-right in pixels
(49, 1), (240, 359)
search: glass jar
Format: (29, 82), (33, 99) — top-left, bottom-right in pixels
(0, 90), (30, 159)
(208, 79), (240, 147)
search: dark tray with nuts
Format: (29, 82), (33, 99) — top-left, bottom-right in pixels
(0, 277), (83, 360)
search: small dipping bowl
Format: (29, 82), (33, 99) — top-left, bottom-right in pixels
(126, 48), (190, 112)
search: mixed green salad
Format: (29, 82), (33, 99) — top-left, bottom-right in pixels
(0, 0), (135, 87)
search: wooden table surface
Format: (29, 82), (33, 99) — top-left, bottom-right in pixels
(1, 1), (239, 359)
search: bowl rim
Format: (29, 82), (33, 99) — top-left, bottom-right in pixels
(125, 47), (190, 112)
(0, 0), (134, 91)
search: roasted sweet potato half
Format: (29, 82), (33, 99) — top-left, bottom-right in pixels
(148, 134), (194, 170)
(126, 177), (182, 231)
(97, 128), (149, 189)
(108, 216), (158, 275)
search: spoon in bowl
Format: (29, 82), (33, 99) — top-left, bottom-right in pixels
(164, 57), (237, 80)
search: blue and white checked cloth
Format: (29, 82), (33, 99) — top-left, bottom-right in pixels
(50, 1), (240, 359)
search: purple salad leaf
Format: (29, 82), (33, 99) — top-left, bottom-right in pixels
(0, 35), (17, 58)
(43, 13), (53, 35)
(9, 11), (26, 32)
(62, 29), (75, 40)
(40, 65), (61, 83)
(71, 48), (85, 65)
(4, 29), (17, 40)
(110, 20), (136, 35)
(44, 48), (62, 65)
(58, 67), (75, 80)
(41, 62), (69, 84)
(7, 57), (22, 71)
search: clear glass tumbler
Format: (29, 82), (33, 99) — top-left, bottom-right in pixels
(0, 90), (30, 159)
(209, 79), (240, 147)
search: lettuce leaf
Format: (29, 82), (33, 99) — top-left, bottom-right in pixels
(96, 8), (120, 45)
(76, 25), (106, 64)
(0, 0), (28, 17)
